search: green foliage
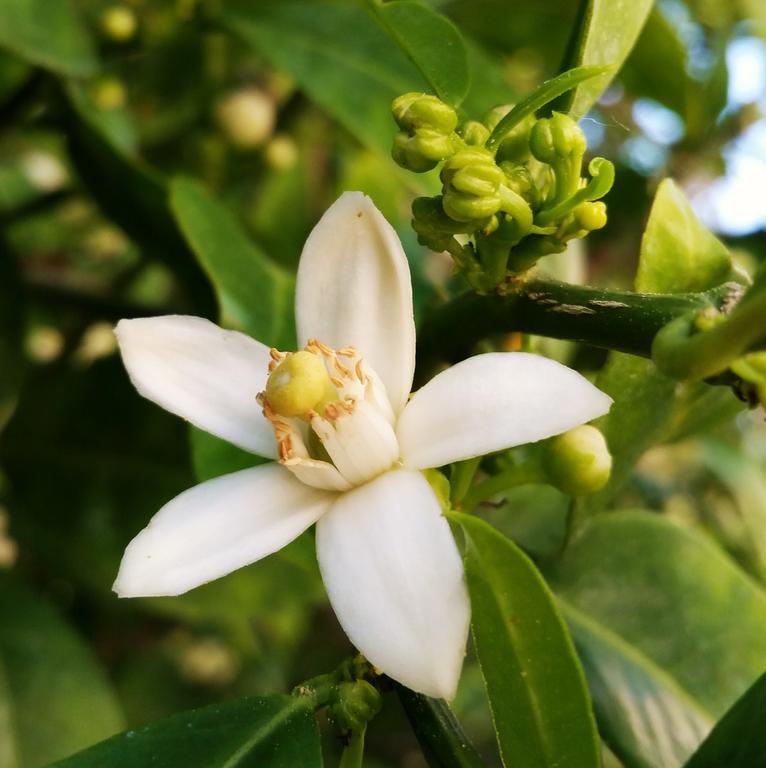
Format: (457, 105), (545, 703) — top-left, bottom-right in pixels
(451, 512), (601, 768)
(0, 575), (124, 768)
(365, 0), (470, 106)
(636, 179), (732, 294)
(50, 695), (321, 768)
(561, 0), (654, 118)
(170, 178), (295, 348)
(0, 0), (96, 77)
(683, 670), (766, 768)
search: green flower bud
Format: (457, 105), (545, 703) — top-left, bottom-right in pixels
(328, 680), (382, 733)
(574, 201), (607, 231)
(529, 112), (586, 164)
(542, 425), (612, 496)
(500, 163), (540, 207)
(392, 132), (438, 172)
(100, 5), (137, 42)
(392, 93), (458, 133)
(460, 120), (490, 147)
(411, 128), (457, 161)
(441, 148), (504, 222)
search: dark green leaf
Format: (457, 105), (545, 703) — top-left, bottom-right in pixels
(0, 0), (96, 77)
(190, 427), (264, 483)
(170, 177), (295, 349)
(683, 670), (766, 768)
(49, 695), (321, 768)
(561, 0), (653, 118)
(551, 512), (766, 717)
(0, 575), (124, 768)
(636, 178), (732, 294)
(367, 0), (470, 106)
(561, 600), (713, 768)
(221, 0), (430, 154)
(450, 512), (600, 768)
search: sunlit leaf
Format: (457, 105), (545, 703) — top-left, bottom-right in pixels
(50, 695), (321, 768)
(561, 0), (653, 119)
(450, 512), (600, 768)
(636, 179), (732, 294)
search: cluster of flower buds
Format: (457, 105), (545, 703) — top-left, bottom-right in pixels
(391, 92), (614, 292)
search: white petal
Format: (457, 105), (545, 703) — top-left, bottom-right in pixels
(116, 315), (277, 458)
(114, 464), (334, 597)
(295, 192), (416, 414)
(397, 352), (613, 469)
(316, 469), (469, 699)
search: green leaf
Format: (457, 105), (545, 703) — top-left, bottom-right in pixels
(170, 177), (295, 349)
(0, 657), (18, 768)
(0, 0), (96, 77)
(450, 512), (600, 768)
(366, 0), (470, 106)
(49, 695), (322, 768)
(0, 575), (124, 768)
(221, 0), (430, 154)
(551, 512), (766, 718)
(683, 670), (766, 768)
(486, 65), (610, 149)
(636, 178), (732, 294)
(561, 601), (714, 768)
(561, 0), (654, 119)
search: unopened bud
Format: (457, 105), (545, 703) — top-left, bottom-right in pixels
(100, 5), (137, 42)
(215, 88), (276, 150)
(328, 680), (382, 733)
(542, 425), (612, 496)
(92, 77), (126, 111)
(460, 120), (490, 146)
(574, 201), (607, 232)
(392, 93), (458, 133)
(529, 112), (586, 164)
(441, 148), (504, 222)
(264, 134), (298, 170)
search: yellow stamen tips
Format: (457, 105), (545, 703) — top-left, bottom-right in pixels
(265, 350), (337, 418)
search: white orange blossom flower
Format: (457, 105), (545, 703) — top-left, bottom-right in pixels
(113, 192), (612, 699)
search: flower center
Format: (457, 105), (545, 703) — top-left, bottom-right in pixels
(258, 341), (400, 490)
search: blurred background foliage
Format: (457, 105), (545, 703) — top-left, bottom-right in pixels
(1, 0), (766, 766)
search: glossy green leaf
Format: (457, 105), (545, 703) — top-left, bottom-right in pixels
(561, 601), (713, 768)
(50, 695), (322, 768)
(561, 0), (653, 119)
(0, 575), (124, 768)
(221, 0), (430, 154)
(683, 669), (766, 768)
(636, 178), (732, 294)
(450, 512), (600, 768)
(366, 0), (470, 106)
(0, 0), (96, 77)
(551, 512), (766, 717)
(190, 427), (264, 483)
(170, 177), (295, 349)
(487, 65), (610, 149)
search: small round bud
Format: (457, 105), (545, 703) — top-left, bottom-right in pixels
(574, 201), (607, 231)
(411, 128), (456, 161)
(264, 134), (298, 170)
(265, 351), (334, 417)
(392, 132), (439, 172)
(328, 680), (382, 733)
(460, 120), (490, 146)
(215, 88), (276, 150)
(392, 93), (458, 133)
(91, 77), (127, 111)
(542, 425), (612, 496)
(529, 112), (586, 164)
(100, 5), (137, 42)
(441, 148), (503, 222)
